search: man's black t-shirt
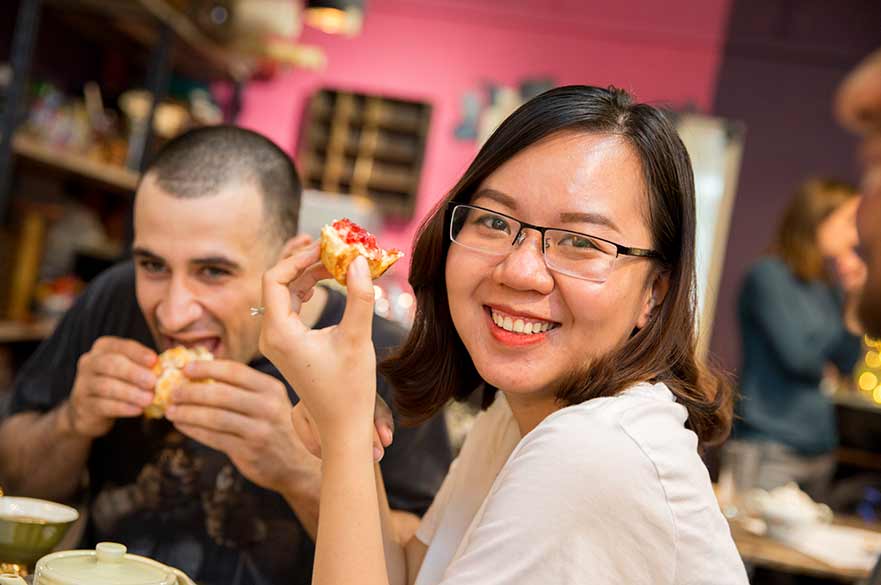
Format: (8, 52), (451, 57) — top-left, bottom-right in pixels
(7, 262), (452, 585)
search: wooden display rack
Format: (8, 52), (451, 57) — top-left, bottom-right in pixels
(299, 89), (431, 218)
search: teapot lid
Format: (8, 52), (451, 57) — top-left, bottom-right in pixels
(35, 543), (179, 585)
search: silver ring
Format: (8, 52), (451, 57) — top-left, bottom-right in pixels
(249, 306), (265, 317)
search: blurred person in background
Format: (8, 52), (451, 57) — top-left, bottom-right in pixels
(730, 178), (865, 502)
(0, 126), (451, 585)
(837, 48), (881, 339)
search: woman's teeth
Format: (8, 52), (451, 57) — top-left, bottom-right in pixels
(490, 310), (555, 334)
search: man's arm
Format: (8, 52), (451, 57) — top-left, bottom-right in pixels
(0, 403), (90, 501)
(0, 337), (157, 500)
(167, 359), (332, 540)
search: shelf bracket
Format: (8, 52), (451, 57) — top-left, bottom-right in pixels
(127, 22), (174, 173)
(0, 0), (43, 225)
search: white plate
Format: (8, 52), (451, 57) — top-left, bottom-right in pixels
(0, 496), (78, 524)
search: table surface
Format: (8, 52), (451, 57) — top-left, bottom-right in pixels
(730, 515), (881, 581)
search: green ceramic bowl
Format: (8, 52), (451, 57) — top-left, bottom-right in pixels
(0, 497), (79, 567)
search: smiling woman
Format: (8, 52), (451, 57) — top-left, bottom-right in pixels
(260, 85), (748, 585)
(386, 87), (733, 446)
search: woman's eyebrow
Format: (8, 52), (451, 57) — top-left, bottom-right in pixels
(472, 188), (518, 209)
(559, 212), (621, 235)
(474, 188), (622, 234)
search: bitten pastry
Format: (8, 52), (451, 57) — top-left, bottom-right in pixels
(320, 218), (404, 286)
(144, 346), (214, 419)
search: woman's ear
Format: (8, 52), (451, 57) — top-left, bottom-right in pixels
(636, 270), (671, 329)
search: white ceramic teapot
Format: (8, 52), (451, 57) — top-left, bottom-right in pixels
(0, 542), (194, 585)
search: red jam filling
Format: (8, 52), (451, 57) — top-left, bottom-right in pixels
(333, 218), (378, 251)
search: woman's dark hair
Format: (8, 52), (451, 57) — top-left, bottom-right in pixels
(381, 85), (733, 446)
(772, 178), (858, 282)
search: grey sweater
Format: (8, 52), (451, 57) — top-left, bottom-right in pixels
(734, 257), (862, 455)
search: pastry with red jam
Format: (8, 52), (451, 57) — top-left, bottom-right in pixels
(320, 219), (404, 285)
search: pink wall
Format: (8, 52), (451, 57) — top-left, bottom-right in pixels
(237, 0), (733, 261)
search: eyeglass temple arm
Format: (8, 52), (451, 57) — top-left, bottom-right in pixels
(618, 245), (661, 259)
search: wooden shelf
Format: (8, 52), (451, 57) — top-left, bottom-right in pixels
(13, 134), (140, 193)
(306, 129), (420, 164)
(311, 109), (427, 135)
(308, 163), (416, 193)
(134, 0), (255, 81)
(0, 318), (58, 344)
(45, 0), (256, 82)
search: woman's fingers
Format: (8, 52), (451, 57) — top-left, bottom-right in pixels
(373, 427), (384, 462)
(374, 394), (394, 447)
(292, 262), (333, 304)
(340, 257), (375, 342)
(262, 244), (320, 327)
(291, 403), (322, 458)
(290, 402), (381, 461)
(280, 234), (313, 259)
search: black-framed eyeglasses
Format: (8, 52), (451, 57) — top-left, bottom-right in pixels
(448, 203), (662, 283)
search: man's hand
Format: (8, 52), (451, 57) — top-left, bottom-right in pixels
(165, 360), (318, 495)
(68, 336), (158, 438)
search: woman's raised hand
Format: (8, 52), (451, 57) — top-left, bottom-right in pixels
(259, 243), (378, 445)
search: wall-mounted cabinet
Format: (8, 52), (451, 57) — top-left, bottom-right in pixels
(298, 89), (431, 218)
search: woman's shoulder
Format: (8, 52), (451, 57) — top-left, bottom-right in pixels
(533, 382), (689, 444)
(512, 384), (679, 473)
(454, 385), (745, 582)
(520, 383), (710, 496)
(507, 384), (742, 578)
(479, 386), (681, 568)
(536, 384), (732, 532)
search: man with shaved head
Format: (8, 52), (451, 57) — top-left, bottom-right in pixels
(0, 126), (451, 585)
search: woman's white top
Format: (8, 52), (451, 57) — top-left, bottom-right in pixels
(414, 382), (748, 585)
